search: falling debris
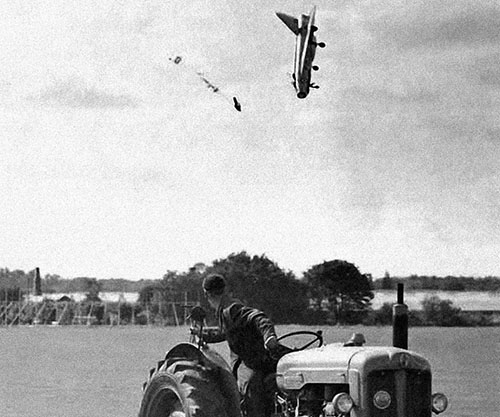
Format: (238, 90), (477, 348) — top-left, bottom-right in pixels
(197, 72), (220, 93)
(169, 56), (182, 64)
(168, 55), (242, 112)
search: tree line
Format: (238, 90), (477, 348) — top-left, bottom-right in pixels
(374, 272), (500, 291)
(1, 253), (499, 326)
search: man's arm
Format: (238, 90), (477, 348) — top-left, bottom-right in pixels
(228, 303), (277, 343)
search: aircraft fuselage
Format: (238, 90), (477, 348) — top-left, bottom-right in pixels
(294, 13), (317, 98)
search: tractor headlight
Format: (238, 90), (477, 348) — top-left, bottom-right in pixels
(432, 393), (448, 414)
(326, 392), (353, 415)
(373, 390), (391, 409)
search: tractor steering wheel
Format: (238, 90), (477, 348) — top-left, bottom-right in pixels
(277, 330), (323, 351)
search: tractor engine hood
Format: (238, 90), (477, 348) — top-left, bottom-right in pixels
(276, 343), (431, 391)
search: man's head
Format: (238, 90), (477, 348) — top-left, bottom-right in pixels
(202, 273), (226, 308)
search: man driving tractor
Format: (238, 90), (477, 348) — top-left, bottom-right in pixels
(195, 273), (286, 417)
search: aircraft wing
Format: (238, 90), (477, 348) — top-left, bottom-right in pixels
(276, 12), (300, 35)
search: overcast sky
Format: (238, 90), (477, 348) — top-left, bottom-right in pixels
(1, 0), (499, 280)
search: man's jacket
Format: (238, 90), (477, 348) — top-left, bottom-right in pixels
(204, 296), (277, 371)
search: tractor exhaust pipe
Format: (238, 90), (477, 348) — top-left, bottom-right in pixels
(392, 283), (408, 349)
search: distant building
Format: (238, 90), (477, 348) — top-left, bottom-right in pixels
(26, 292), (140, 303)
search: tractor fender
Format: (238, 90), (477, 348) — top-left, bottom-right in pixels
(165, 342), (232, 373)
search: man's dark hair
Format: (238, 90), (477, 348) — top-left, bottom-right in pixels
(203, 273), (226, 295)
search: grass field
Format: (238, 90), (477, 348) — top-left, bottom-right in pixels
(1, 325), (498, 417)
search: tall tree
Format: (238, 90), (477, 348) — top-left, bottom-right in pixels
(208, 251), (309, 323)
(304, 260), (374, 324)
(83, 278), (101, 302)
(380, 271), (393, 290)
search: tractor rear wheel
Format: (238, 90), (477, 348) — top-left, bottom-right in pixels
(139, 360), (230, 417)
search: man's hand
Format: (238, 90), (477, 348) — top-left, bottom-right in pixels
(265, 336), (279, 351)
(264, 336), (283, 360)
(265, 336), (290, 360)
(190, 326), (201, 336)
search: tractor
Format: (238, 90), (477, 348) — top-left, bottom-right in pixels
(138, 284), (448, 417)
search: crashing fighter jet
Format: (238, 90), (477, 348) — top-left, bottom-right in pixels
(276, 6), (325, 99)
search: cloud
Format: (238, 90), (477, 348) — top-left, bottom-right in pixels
(365, 1), (500, 49)
(340, 85), (439, 105)
(28, 78), (138, 108)
(468, 52), (500, 86)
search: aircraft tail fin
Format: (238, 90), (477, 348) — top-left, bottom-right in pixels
(276, 12), (300, 35)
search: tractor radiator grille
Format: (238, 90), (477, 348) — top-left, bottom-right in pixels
(406, 369), (431, 417)
(368, 369), (431, 417)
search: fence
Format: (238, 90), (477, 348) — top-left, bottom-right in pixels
(0, 299), (200, 326)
